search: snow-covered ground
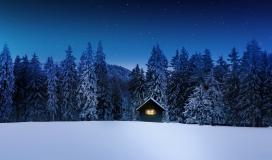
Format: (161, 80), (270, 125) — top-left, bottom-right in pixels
(0, 121), (271, 160)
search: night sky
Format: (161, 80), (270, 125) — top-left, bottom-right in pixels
(1, 0), (272, 69)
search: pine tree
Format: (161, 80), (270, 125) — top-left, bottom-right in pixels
(25, 54), (47, 121)
(95, 41), (111, 120)
(111, 77), (123, 120)
(257, 52), (271, 126)
(167, 48), (191, 122)
(184, 73), (226, 125)
(206, 73), (227, 125)
(223, 48), (240, 125)
(238, 40), (263, 126)
(13, 55), (22, 120)
(266, 53), (272, 125)
(128, 64), (145, 120)
(167, 50), (180, 122)
(60, 46), (79, 120)
(55, 64), (64, 120)
(14, 55), (30, 121)
(202, 49), (213, 78)
(214, 56), (228, 86)
(78, 43), (97, 121)
(189, 52), (203, 87)
(146, 45), (168, 121)
(184, 85), (212, 125)
(0, 45), (15, 122)
(45, 57), (58, 121)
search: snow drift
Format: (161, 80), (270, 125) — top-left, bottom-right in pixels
(0, 121), (271, 160)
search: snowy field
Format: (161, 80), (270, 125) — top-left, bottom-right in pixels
(0, 121), (271, 160)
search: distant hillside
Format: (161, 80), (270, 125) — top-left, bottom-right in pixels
(107, 64), (131, 82)
(107, 64), (131, 96)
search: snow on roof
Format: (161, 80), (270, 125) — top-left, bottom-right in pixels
(136, 97), (166, 111)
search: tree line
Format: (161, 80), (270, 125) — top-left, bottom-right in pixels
(129, 40), (272, 127)
(0, 42), (122, 122)
(0, 40), (272, 127)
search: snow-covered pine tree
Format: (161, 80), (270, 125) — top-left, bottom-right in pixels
(45, 57), (58, 121)
(128, 64), (145, 120)
(60, 46), (79, 121)
(205, 72), (227, 125)
(95, 41), (111, 120)
(146, 45), (168, 121)
(184, 72), (226, 125)
(111, 77), (123, 120)
(237, 40), (263, 127)
(167, 50), (180, 122)
(26, 54), (47, 121)
(223, 48), (241, 125)
(167, 48), (191, 122)
(55, 64), (64, 120)
(78, 43), (97, 121)
(0, 45), (15, 122)
(183, 85), (212, 125)
(121, 95), (131, 121)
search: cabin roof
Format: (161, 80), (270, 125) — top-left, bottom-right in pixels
(136, 97), (166, 111)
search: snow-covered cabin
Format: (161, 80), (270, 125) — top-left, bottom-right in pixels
(136, 98), (165, 122)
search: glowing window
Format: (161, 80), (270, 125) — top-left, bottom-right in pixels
(145, 109), (157, 116)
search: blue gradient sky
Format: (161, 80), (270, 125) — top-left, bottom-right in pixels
(1, 0), (272, 69)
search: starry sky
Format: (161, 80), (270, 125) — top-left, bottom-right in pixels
(1, 0), (272, 69)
